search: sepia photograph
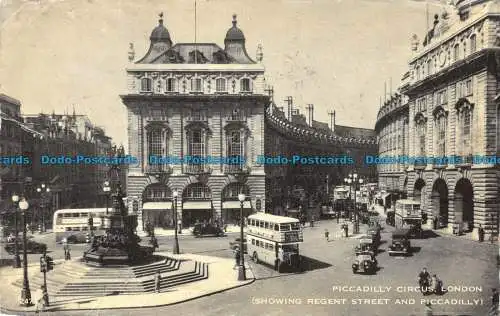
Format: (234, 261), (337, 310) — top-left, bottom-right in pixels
(0, 0), (499, 315)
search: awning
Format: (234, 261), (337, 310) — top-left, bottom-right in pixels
(222, 201), (252, 209)
(142, 202), (172, 210)
(182, 201), (212, 210)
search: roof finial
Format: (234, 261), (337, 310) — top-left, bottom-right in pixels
(159, 12), (164, 25)
(232, 14), (237, 27)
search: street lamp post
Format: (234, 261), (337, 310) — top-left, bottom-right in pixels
(36, 184), (50, 233)
(345, 173), (363, 234)
(172, 190), (180, 254)
(19, 198), (32, 306)
(103, 181), (111, 215)
(237, 193), (246, 281)
(11, 194), (21, 268)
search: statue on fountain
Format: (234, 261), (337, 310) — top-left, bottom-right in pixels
(83, 147), (154, 266)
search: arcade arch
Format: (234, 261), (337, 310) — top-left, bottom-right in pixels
(454, 178), (474, 232)
(431, 178), (449, 227)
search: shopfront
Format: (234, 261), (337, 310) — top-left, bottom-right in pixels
(142, 184), (172, 228)
(221, 183), (252, 224)
(182, 183), (213, 227)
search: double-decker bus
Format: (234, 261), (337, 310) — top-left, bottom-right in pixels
(53, 208), (108, 242)
(246, 213), (303, 272)
(395, 199), (422, 238)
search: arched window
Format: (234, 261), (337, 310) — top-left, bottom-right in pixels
(415, 116), (427, 157)
(434, 111), (447, 158)
(227, 129), (244, 160)
(166, 78), (176, 92)
(141, 78), (152, 92)
(457, 104), (473, 157)
(240, 78), (251, 92)
(470, 34), (477, 53)
(216, 78), (227, 92)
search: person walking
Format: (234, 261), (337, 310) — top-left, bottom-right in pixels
(155, 270), (161, 293)
(324, 229), (329, 242)
(490, 288), (499, 316)
(478, 224), (485, 242)
(65, 245), (71, 260)
(343, 223), (349, 238)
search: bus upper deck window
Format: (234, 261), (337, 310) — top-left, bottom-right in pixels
(264, 222), (269, 229)
(274, 224), (279, 231)
(259, 221), (264, 228)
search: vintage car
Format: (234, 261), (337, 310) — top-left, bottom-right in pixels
(354, 236), (376, 256)
(192, 223), (225, 237)
(366, 227), (381, 245)
(386, 211), (395, 226)
(229, 237), (247, 253)
(4, 240), (47, 254)
(352, 251), (378, 274)
(388, 228), (411, 256)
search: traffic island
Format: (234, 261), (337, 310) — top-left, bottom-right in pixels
(0, 252), (255, 313)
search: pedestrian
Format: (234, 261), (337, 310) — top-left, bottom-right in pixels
(310, 216), (315, 228)
(478, 224), (485, 242)
(65, 245), (71, 260)
(42, 285), (49, 307)
(234, 248), (241, 269)
(424, 302), (433, 316)
(491, 288), (499, 314)
(343, 223), (348, 238)
(155, 270), (161, 293)
(324, 229), (329, 242)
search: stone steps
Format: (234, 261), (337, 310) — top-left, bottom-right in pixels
(54, 260), (207, 296)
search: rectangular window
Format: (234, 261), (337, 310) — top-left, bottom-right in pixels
(251, 239), (255, 245)
(216, 78), (226, 92)
(240, 78), (251, 92)
(166, 78), (176, 92)
(454, 44), (460, 61)
(470, 35), (476, 53)
(191, 78), (202, 92)
(228, 131), (242, 159)
(462, 110), (472, 155)
(149, 130), (163, 157)
(465, 79), (473, 96)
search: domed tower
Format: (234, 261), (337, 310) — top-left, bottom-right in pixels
(136, 13), (173, 63)
(224, 14), (255, 63)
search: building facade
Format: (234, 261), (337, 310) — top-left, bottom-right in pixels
(265, 98), (378, 217)
(123, 14), (267, 230)
(378, 0), (500, 240)
(375, 85), (410, 205)
(24, 113), (117, 215)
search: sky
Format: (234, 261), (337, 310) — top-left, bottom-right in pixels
(0, 0), (450, 149)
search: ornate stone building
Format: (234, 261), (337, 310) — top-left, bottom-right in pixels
(392, 0), (500, 240)
(122, 14), (267, 230)
(265, 98), (377, 216)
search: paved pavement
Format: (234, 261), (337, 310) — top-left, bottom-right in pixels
(2, 217), (497, 316)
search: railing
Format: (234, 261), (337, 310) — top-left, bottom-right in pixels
(432, 157), (447, 169)
(186, 115), (207, 122)
(456, 154), (473, 166)
(185, 164), (212, 174)
(145, 165), (172, 174)
(227, 113), (246, 122)
(223, 164), (250, 174)
(413, 159), (427, 169)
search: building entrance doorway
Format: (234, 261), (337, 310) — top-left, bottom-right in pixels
(454, 178), (474, 232)
(431, 179), (449, 228)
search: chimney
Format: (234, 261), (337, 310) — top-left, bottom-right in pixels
(285, 96), (293, 121)
(306, 104), (314, 127)
(328, 110), (336, 133)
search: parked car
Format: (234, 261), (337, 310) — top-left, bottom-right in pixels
(5, 240), (47, 254)
(229, 237), (247, 253)
(386, 211), (395, 226)
(352, 251), (378, 274)
(388, 229), (411, 256)
(192, 223), (224, 237)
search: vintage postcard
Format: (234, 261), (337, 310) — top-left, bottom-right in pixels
(0, 0), (498, 315)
